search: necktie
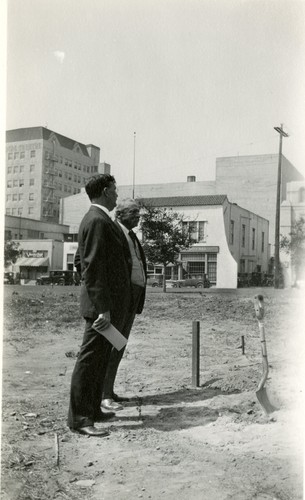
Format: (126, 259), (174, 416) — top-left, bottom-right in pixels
(128, 230), (137, 244)
(129, 230), (141, 259)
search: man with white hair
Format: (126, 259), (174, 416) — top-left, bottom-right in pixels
(101, 198), (147, 411)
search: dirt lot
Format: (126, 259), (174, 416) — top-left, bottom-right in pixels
(1, 285), (304, 500)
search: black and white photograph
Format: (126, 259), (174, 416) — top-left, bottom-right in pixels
(1, 1), (305, 499)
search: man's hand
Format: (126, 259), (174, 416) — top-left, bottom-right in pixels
(92, 311), (111, 331)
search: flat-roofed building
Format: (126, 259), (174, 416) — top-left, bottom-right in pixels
(5, 127), (110, 223)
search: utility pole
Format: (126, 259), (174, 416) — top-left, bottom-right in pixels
(132, 131), (136, 199)
(273, 124), (289, 289)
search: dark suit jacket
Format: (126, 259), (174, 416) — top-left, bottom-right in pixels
(78, 206), (131, 319)
(113, 220), (147, 314)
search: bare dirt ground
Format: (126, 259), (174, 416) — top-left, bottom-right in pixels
(1, 285), (304, 500)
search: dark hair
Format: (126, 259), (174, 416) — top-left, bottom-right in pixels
(85, 174), (116, 201)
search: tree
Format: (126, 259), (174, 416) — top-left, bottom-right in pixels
(139, 203), (194, 292)
(280, 217), (305, 283)
(4, 239), (21, 268)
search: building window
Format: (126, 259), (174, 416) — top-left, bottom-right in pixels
(28, 207), (34, 215)
(12, 208), (16, 215)
(30, 164), (35, 173)
(14, 152), (19, 159)
(182, 221), (206, 243)
(12, 194), (18, 201)
(241, 224), (246, 248)
(77, 175), (81, 183)
(262, 232), (265, 252)
(64, 185), (67, 192)
(74, 174), (77, 182)
(7, 166), (12, 174)
(18, 208), (23, 216)
(68, 173), (72, 181)
(229, 220), (234, 245)
(20, 151), (25, 159)
(19, 193), (23, 201)
(6, 194), (11, 201)
(30, 179), (35, 186)
(19, 179), (24, 187)
(20, 165), (24, 173)
(30, 150), (36, 158)
(240, 259), (246, 273)
(8, 152), (13, 160)
(14, 165), (19, 174)
(7, 180), (12, 188)
(252, 228), (256, 250)
(13, 180), (18, 187)
(58, 171), (62, 178)
(6, 209), (11, 215)
(29, 193), (35, 201)
(299, 187), (305, 202)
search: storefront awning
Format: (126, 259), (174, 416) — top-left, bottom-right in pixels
(15, 257), (49, 267)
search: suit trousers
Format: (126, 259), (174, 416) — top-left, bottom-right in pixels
(102, 284), (144, 399)
(68, 301), (130, 430)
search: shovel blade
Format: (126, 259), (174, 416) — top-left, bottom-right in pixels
(256, 387), (278, 415)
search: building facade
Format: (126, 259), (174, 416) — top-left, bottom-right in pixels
(8, 239), (64, 283)
(109, 154), (303, 252)
(138, 195), (269, 288)
(5, 127), (110, 223)
(59, 192), (269, 288)
(280, 180), (305, 286)
(4, 215), (70, 283)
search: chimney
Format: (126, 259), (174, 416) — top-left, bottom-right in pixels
(187, 176), (196, 182)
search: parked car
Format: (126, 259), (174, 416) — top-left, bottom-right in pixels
(4, 272), (15, 285)
(175, 274), (211, 288)
(36, 270), (80, 286)
(146, 273), (163, 287)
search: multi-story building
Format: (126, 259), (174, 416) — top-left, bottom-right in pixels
(111, 154), (303, 252)
(5, 127), (110, 223)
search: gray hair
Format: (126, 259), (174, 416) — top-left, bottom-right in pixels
(115, 198), (139, 218)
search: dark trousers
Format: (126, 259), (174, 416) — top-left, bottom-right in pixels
(68, 303), (130, 430)
(102, 284), (144, 399)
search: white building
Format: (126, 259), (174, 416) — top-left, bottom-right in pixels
(139, 195), (269, 288)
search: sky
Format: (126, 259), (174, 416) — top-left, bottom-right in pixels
(4, 0), (305, 186)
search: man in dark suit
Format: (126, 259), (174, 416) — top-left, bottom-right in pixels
(101, 198), (147, 411)
(67, 174), (131, 437)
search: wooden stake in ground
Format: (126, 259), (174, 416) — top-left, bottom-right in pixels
(192, 321), (200, 388)
(54, 432), (59, 468)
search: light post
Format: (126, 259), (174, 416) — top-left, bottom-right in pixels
(132, 131), (136, 199)
(273, 124), (289, 289)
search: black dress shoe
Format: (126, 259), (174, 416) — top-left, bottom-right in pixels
(112, 393), (130, 403)
(73, 426), (110, 437)
(94, 411), (115, 422)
